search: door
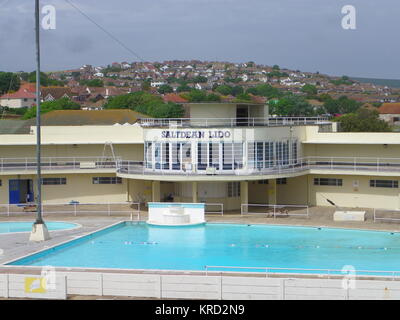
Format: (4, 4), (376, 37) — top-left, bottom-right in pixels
(9, 180), (20, 204)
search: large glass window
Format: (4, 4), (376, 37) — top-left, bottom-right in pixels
(93, 177), (122, 184)
(154, 142), (161, 169)
(162, 143), (170, 170)
(208, 143), (220, 169)
(41, 178), (66, 185)
(171, 143), (181, 170)
(314, 178), (342, 186)
(370, 180), (398, 188)
(145, 142), (153, 169)
(197, 143), (208, 170)
(227, 182), (241, 197)
(264, 142), (274, 168)
(223, 143), (234, 170)
(233, 143), (243, 169)
(276, 141), (289, 166)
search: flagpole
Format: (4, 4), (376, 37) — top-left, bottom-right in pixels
(35, 0), (43, 225)
(30, 0), (49, 241)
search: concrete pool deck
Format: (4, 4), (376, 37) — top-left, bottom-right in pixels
(1, 206), (400, 299)
(1, 206), (400, 268)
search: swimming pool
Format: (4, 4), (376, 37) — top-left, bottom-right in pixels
(0, 221), (79, 234)
(6, 222), (400, 275)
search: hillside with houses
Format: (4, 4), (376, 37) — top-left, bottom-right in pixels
(1, 60), (400, 130)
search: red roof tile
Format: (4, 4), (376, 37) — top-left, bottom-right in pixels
(378, 103), (400, 114)
(162, 93), (188, 103)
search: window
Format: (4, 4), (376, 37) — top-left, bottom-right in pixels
(370, 180), (398, 188)
(227, 182), (240, 197)
(314, 178), (342, 186)
(41, 178), (66, 185)
(93, 177), (122, 184)
(258, 180), (269, 184)
(0, 180), (2, 186)
(277, 178), (287, 185)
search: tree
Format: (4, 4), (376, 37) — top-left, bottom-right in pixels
(246, 84), (282, 99)
(23, 97), (80, 119)
(176, 84), (192, 93)
(301, 84), (318, 97)
(104, 91), (184, 118)
(231, 86), (244, 96)
(0, 72), (21, 94)
(269, 94), (315, 116)
(323, 96), (361, 114)
(336, 108), (391, 132)
(186, 89), (207, 102)
(215, 85), (233, 96)
(157, 84), (173, 94)
(234, 93), (252, 102)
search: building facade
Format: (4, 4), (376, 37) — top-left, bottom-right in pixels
(0, 103), (400, 211)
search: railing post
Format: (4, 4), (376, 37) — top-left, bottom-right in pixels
(377, 158), (379, 172)
(108, 202), (111, 216)
(74, 203), (77, 217)
(273, 206), (276, 219)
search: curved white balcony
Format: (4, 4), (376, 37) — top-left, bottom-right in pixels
(1, 156), (400, 178)
(116, 156), (400, 179)
(139, 116), (331, 128)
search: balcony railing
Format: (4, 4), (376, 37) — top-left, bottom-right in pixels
(0, 157), (120, 172)
(138, 116), (330, 128)
(1, 156), (400, 176)
(117, 156), (400, 176)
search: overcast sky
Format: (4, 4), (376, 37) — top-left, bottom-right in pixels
(0, 0), (399, 79)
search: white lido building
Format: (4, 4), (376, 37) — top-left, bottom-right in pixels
(0, 104), (400, 211)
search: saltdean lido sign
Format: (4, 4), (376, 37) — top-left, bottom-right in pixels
(161, 130), (231, 139)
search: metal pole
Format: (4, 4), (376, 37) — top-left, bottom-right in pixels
(35, 0), (44, 225)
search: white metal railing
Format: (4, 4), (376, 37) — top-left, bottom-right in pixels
(241, 204), (309, 218)
(373, 208), (400, 223)
(117, 156), (400, 176)
(2, 156), (400, 176)
(0, 202), (141, 219)
(139, 116), (330, 128)
(0, 156), (120, 173)
(204, 203), (224, 215)
(204, 266), (400, 279)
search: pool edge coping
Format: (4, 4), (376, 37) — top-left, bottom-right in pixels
(2, 219), (400, 281)
(0, 221), (82, 236)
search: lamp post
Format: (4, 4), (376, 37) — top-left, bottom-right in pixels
(30, 0), (50, 241)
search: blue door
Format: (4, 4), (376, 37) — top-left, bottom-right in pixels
(9, 180), (20, 204)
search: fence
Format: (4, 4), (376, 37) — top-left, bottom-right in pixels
(138, 116), (330, 128)
(0, 156), (120, 173)
(2, 270), (400, 300)
(0, 202), (141, 219)
(241, 204), (309, 218)
(373, 208), (400, 223)
(204, 203), (224, 215)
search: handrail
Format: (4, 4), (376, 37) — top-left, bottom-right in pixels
(204, 203), (224, 215)
(138, 116), (330, 128)
(0, 202), (141, 218)
(241, 204), (309, 218)
(204, 265), (400, 279)
(2, 156), (400, 175)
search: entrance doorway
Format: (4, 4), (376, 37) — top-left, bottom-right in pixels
(236, 106), (249, 126)
(9, 179), (34, 204)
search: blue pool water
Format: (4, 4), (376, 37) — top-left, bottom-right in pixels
(0, 222), (78, 234)
(7, 222), (400, 275)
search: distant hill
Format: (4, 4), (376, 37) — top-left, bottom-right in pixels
(350, 77), (400, 88)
